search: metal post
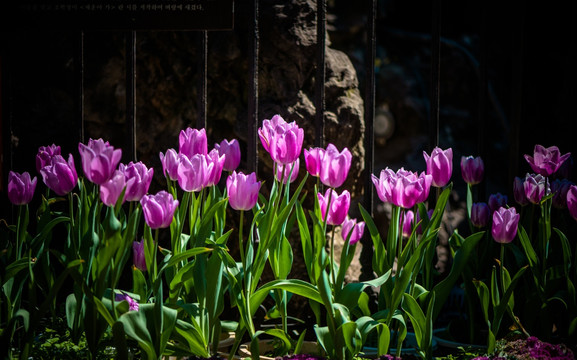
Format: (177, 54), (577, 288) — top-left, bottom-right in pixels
(126, 30), (137, 161)
(248, 0), (259, 175)
(197, 30), (208, 131)
(315, 0), (326, 148)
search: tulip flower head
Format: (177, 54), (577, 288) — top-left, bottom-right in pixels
(177, 154), (210, 192)
(523, 173), (549, 205)
(401, 210), (415, 238)
(78, 138), (122, 185)
(317, 188), (351, 226)
(133, 240), (147, 272)
(8, 171), (37, 205)
(342, 217), (365, 245)
(115, 293), (139, 312)
(227, 171), (261, 211)
(567, 185), (577, 221)
(258, 114), (304, 165)
(100, 170), (126, 207)
(371, 168), (396, 204)
(423, 147), (453, 187)
(551, 179), (574, 209)
(179, 127), (207, 159)
(319, 144), (352, 189)
(488, 192), (508, 213)
(460, 155), (484, 185)
(215, 139), (241, 172)
(36, 144), (61, 173)
(491, 207), (520, 244)
(120, 161), (153, 202)
(304, 147), (324, 177)
(140, 191), (179, 229)
(40, 154), (78, 196)
(524, 144), (571, 177)
(470, 202), (490, 228)
(159, 148), (180, 181)
(513, 177), (529, 206)
(204, 149), (226, 187)
(276, 158), (300, 184)
(372, 167), (432, 209)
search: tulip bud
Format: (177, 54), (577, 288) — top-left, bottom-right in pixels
(372, 168), (396, 204)
(342, 217), (365, 245)
(470, 202), (490, 228)
(317, 188), (350, 226)
(100, 170), (126, 207)
(523, 173), (549, 204)
(492, 207), (520, 244)
(78, 138), (122, 185)
(120, 161), (153, 202)
(140, 191), (179, 229)
(524, 144), (571, 177)
(488, 193), (508, 213)
(215, 139), (241, 172)
(159, 148), (180, 181)
(227, 171), (261, 211)
(304, 147), (324, 177)
(7, 171), (37, 205)
(276, 158), (300, 184)
(205, 149), (225, 187)
(423, 147), (453, 187)
(319, 144), (352, 189)
(133, 240), (147, 272)
(40, 154), (78, 196)
(36, 144), (61, 173)
(177, 154), (209, 192)
(258, 115), (303, 165)
(513, 177), (529, 206)
(179, 127), (207, 158)
(567, 185), (577, 221)
(460, 155), (484, 185)
(401, 210), (415, 238)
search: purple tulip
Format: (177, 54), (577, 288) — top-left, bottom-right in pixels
(372, 168), (396, 203)
(304, 147), (323, 177)
(319, 144), (352, 189)
(317, 188), (350, 226)
(258, 114), (304, 165)
(567, 185), (577, 221)
(78, 138), (122, 185)
(491, 207), (520, 244)
(524, 144), (571, 177)
(488, 193), (508, 213)
(372, 167), (432, 209)
(275, 158), (300, 184)
(115, 293), (139, 312)
(179, 127), (208, 159)
(470, 202), (490, 228)
(215, 139), (241, 172)
(423, 147), (453, 187)
(159, 148), (180, 181)
(100, 170), (126, 207)
(140, 191), (179, 229)
(523, 173), (549, 205)
(342, 217), (365, 245)
(40, 154), (78, 196)
(177, 153), (209, 192)
(460, 155), (484, 185)
(133, 240), (147, 272)
(36, 144), (61, 173)
(7, 171), (37, 205)
(205, 149), (225, 187)
(551, 179), (574, 209)
(513, 177), (529, 206)
(120, 162), (153, 202)
(401, 210), (415, 238)
(226, 171), (261, 211)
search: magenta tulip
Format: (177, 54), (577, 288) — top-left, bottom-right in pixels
(133, 240), (147, 272)
(317, 188), (350, 226)
(471, 202), (490, 228)
(258, 114), (287, 153)
(401, 210), (415, 238)
(423, 147), (453, 187)
(523, 173), (549, 205)
(120, 162), (153, 202)
(372, 168), (396, 204)
(524, 144), (571, 177)
(40, 154), (78, 196)
(140, 191), (179, 229)
(100, 170), (126, 207)
(304, 147), (323, 177)
(491, 207), (520, 244)
(258, 114), (303, 165)
(177, 153), (209, 192)
(488, 193), (508, 213)
(551, 179), (574, 209)
(275, 158), (300, 184)
(460, 155), (484, 185)
(36, 144), (61, 173)
(205, 149), (225, 187)
(342, 217), (365, 245)
(115, 293), (139, 311)
(215, 139), (241, 172)
(319, 144), (352, 188)
(7, 171), (37, 205)
(179, 127), (207, 159)
(78, 138), (122, 185)
(391, 168), (433, 209)
(513, 177), (529, 206)
(567, 185), (577, 221)
(227, 171), (261, 211)
(159, 148), (180, 181)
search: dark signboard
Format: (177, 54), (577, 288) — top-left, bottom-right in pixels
(1, 0), (234, 30)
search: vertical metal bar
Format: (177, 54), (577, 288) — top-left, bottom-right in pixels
(360, 0), (377, 281)
(477, 5), (487, 201)
(430, 0), (441, 150)
(315, 0), (326, 147)
(126, 30), (137, 161)
(197, 30), (208, 131)
(76, 31), (85, 145)
(247, 0), (259, 175)
(509, 7), (524, 185)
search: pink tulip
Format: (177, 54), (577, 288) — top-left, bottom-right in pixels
(372, 168), (396, 204)
(115, 293), (139, 311)
(159, 148), (180, 181)
(491, 207), (520, 244)
(78, 138), (122, 185)
(7, 171), (37, 205)
(140, 191), (179, 229)
(390, 168), (432, 209)
(523, 173), (549, 205)
(275, 158), (300, 184)
(177, 153), (209, 192)
(342, 217), (365, 245)
(215, 139), (241, 172)
(258, 114), (287, 153)
(40, 154), (78, 196)
(120, 161), (153, 202)
(513, 177), (529, 206)
(36, 144), (61, 173)
(319, 144), (352, 189)
(205, 149), (225, 187)
(401, 210), (415, 238)
(304, 147), (324, 177)
(317, 188), (350, 226)
(460, 156), (484, 185)
(423, 147), (453, 187)
(133, 240), (147, 272)
(227, 171), (261, 211)
(567, 185), (577, 221)
(524, 144), (571, 177)
(258, 114), (303, 165)
(179, 127), (207, 159)
(100, 170), (126, 207)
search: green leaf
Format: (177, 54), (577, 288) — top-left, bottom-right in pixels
(173, 319), (210, 357)
(359, 204), (388, 276)
(473, 279), (490, 324)
(250, 279), (322, 315)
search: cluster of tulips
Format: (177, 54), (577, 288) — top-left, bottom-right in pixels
(4, 111), (576, 359)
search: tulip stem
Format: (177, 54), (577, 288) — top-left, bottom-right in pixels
(153, 229), (159, 284)
(239, 210), (245, 268)
(330, 224), (336, 290)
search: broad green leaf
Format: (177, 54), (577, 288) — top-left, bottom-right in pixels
(249, 279), (322, 316)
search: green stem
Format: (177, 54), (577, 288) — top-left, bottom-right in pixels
(330, 225), (336, 291)
(239, 210), (245, 268)
(153, 229), (159, 285)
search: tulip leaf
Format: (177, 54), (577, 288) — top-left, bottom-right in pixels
(250, 279), (322, 316)
(164, 247), (213, 269)
(358, 204), (388, 276)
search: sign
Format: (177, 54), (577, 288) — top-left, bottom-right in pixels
(1, 0), (234, 30)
